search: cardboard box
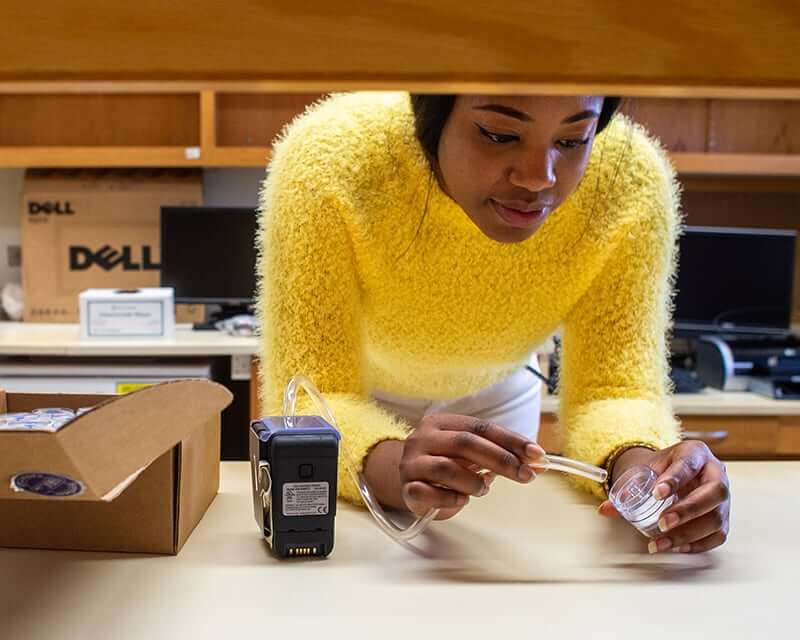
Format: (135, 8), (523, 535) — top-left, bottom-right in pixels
(21, 169), (205, 324)
(80, 287), (176, 339)
(0, 379), (233, 554)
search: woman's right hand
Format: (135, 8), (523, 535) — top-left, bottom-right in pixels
(398, 413), (546, 520)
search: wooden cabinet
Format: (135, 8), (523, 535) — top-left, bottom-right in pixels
(2, 88), (800, 176)
(777, 416), (800, 455)
(679, 416), (780, 457)
(539, 411), (800, 459)
(0, 89), (318, 168)
(215, 93), (322, 148)
(620, 97), (800, 175)
(0, 93), (199, 147)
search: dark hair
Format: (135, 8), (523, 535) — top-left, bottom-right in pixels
(410, 95), (622, 166)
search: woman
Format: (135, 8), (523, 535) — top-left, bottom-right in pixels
(257, 92), (731, 555)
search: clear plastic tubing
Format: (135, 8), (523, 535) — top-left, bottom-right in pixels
(530, 455), (608, 483)
(282, 374), (613, 545)
(282, 374), (438, 542)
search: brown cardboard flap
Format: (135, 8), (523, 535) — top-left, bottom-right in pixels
(0, 379), (232, 501)
(174, 415), (221, 553)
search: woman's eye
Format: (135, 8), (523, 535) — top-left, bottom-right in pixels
(557, 137), (591, 150)
(476, 124), (518, 144)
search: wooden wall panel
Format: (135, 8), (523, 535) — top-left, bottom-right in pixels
(0, 94), (199, 146)
(216, 93), (323, 147)
(622, 98), (708, 152)
(1, 1), (799, 95)
(709, 100), (800, 153)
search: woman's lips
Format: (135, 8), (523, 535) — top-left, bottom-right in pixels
(490, 199), (551, 229)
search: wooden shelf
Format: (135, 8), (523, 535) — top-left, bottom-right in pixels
(203, 147), (272, 167)
(2, 3), (800, 98)
(6, 147), (800, 175)
(0, 146), (207, 168)
(1, 91), (800, 175)
(671, 153), (800, 176)
(0, 146), (272, 169)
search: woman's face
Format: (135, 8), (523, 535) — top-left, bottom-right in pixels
(436, 95), (605, 243)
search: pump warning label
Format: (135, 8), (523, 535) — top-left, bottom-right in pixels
(282, 482), (330, 517)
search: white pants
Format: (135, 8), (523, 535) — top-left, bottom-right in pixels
(370, 355), (543, 441)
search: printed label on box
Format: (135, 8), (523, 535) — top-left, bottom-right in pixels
(88, 301), (164, 336)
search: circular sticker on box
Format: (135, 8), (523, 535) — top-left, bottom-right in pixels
(11, 472), (84, 497)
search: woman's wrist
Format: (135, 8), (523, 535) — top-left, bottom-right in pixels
(608, 446), (657, 486)
(361, 439), (407, 510)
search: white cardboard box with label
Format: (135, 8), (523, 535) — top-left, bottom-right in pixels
(79, 287), (175, 339)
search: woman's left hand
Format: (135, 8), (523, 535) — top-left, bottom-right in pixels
(597, 441), (731, 554)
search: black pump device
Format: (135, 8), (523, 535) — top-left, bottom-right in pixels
(249, 416), (339, 559)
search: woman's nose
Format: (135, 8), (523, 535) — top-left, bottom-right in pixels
(508, 151), (556, 191)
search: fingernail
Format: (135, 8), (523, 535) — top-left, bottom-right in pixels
(525, 443), (546, 462)
(456, 494), (467, 506)
(648, 538), (672, 554)
(597, 501), (613, 515)
(484, 473), (496, 486)
(653, 483), (671, 500)
(679, 544), (691, 553)
(658, 513), (680, 532)
(518, 465), (534, 482)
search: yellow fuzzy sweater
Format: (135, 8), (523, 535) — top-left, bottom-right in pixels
(257, 91), (682, 502)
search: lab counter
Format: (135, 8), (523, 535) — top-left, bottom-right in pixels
(3, 322), (800, 417)
(0, 321), (258, 356)
(0, 461), (795, 639)
(3, 321), (800, 460)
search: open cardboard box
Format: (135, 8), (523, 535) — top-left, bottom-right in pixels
(0, 379), (232, 554)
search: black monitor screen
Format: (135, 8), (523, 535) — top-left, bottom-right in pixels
(160, 206), (257, 304)
(674, 226), (796, 334)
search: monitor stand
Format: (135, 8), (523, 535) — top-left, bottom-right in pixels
(192, 303), (254, 331)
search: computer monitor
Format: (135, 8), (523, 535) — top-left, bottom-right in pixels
(674, 225), (796, 336)
(160, 206), (258, 319)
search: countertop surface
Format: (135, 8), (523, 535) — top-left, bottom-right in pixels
(0, 460), (796, 639)
(0, 321), (258, 356)
(3, 322), (800, 415)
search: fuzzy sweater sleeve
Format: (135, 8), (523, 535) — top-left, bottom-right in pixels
(558, 137), (683, 499)
(256, 117), (410, 506)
